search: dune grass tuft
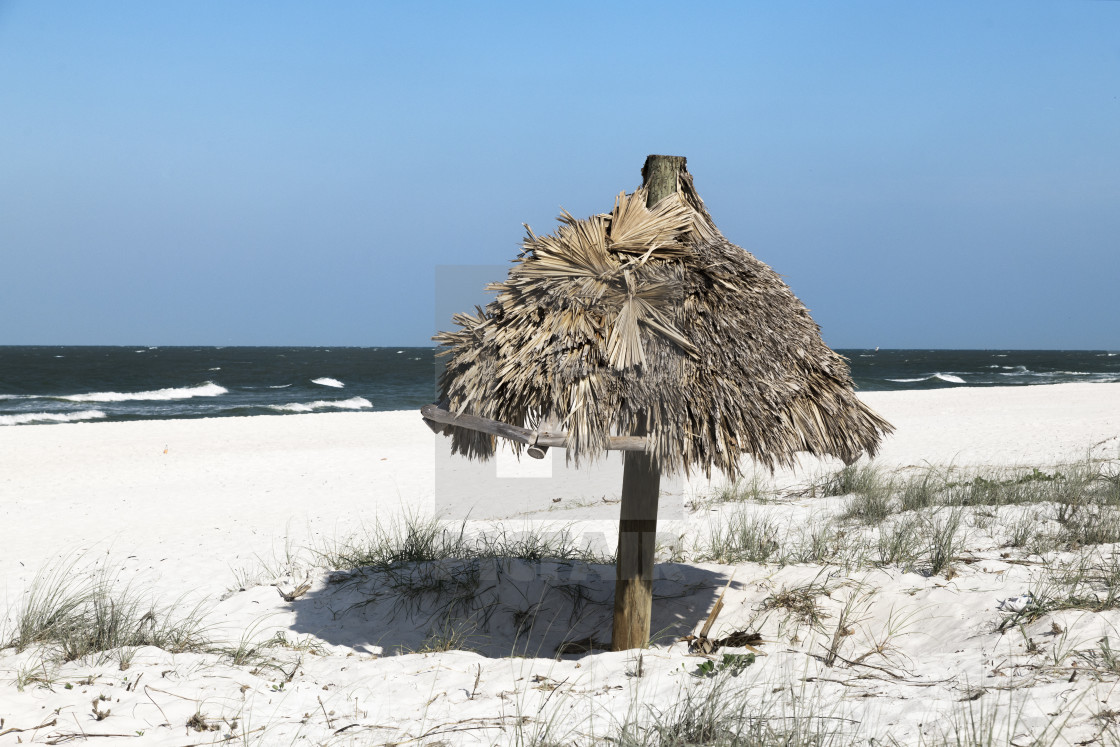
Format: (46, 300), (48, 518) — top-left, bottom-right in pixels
(315, 513), (612, 573)
(4, 558), (210, 664)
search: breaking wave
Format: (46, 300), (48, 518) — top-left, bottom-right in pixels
(58, 382), (228, 403)
(887, 373), (966, 384)
(0, 410), (107, 426)
(267, 396), (372, 413)
(311, 377), (345, 388)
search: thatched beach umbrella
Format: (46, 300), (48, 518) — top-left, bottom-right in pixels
(423, 155), (892, 649)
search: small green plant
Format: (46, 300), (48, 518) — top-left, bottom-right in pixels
(693, 652), (756, 678)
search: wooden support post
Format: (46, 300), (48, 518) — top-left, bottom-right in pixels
(611, 417), (662, 650)
(611, 154), (683, 651)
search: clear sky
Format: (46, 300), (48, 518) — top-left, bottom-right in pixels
(1, 1), (1117, 349)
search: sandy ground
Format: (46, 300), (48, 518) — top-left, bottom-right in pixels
(0, 383), (1118, 745)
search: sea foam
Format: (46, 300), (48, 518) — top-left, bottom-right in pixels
(887, 373), (966, 384)
(0, 410), (107, 426)
(311, 377), (345, 388)
(267, 397), (372, 413)
(59, 382), (228, 403)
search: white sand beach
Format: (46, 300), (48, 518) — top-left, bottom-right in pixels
(1, 383), (1119, 745)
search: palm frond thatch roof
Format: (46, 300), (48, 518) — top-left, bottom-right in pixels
(434, 169), (893, 478)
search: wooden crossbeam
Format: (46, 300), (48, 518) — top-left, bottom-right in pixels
(420, 402), (649, 457)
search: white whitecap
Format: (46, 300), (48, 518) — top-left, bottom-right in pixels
(208, 367), (221, 371)
(0, 410), (107, 426)
(312, 377), (345, 388)
(886, 373), (965, 384)
(269, 384), (292, 389)
(60, 382), (227, 403)
(267, 397), (372, 413)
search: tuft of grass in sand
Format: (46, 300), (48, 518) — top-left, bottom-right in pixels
(819, 463), (892, 501)
(691, 472), (780, 510)
(700, 511), (781, 564)
(518, 669), (853, 746)
(315, 513), (612, 572)
(691, 456), (1120, 579)
(3, 558), (211, 665)
(758, 570), (842, 639)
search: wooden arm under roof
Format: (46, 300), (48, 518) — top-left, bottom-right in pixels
(420, 402), (649, 458)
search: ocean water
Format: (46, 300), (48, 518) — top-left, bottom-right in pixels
(0, 347), (435, 426)
(0, 347), (1117, 426)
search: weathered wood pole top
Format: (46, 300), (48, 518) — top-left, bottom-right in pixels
(642, 155), (687, 207)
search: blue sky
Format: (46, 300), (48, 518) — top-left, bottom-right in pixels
(1, 1), (1117, 348)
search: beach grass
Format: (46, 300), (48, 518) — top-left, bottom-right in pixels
(3, 557), (211, 665)
(314, 513), (613, 573)
(686, 455), (1120, 578)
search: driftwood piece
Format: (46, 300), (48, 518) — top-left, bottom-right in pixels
(420, 403), (648, 453)
(699, 570), (737, 639)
